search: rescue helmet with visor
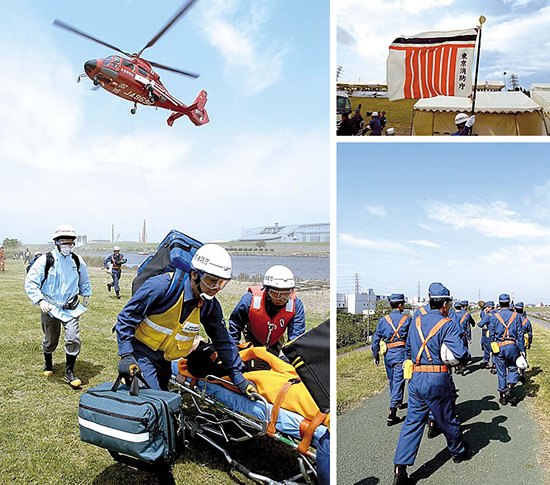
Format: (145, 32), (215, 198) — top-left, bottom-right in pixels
(190, 244), (232, 299)
(263, 265), (295, 302)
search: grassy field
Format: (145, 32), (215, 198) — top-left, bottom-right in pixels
(336, 315), (550, 476)
(350, 97), (417, 136)
(0, 260), (328, 484)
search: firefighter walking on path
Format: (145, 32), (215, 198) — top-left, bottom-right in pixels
(24, 224), (92, 389)
(104, 246), (127, 299)
(393, 282), (471, 485)
(372, 293), (412, 426)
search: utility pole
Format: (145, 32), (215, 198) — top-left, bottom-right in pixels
(111, 224), (114, 244)
(417, 281), (421, 302)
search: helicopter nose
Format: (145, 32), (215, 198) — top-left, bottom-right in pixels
(84, 60), (97, 74)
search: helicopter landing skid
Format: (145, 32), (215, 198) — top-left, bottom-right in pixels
(76, 73), (87, 83)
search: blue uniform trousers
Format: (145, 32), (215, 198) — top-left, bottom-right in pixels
(394, 372), (466, 466)
(481, 333), (491, 363)
(494, 342), (519, 391)
(384, 347), (406, 407)
(110, 269), (122, 292)
(132, 339), (172, 390)
(316, 430), (330, 485)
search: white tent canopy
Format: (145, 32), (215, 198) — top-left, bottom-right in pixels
(412, 92), (547, 136)
(530, 86), (550, 134)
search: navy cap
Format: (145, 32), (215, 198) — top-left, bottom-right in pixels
(453, 301), (461, 309)
(486, 300), (495, 307)
(428, 282), (451, 300)
(499, 293), (511, 303)
(389, 293), (405, 303)
(515, 301), (524, 309)
(461, 300), (468, 306)
(355, 108), (361, 113)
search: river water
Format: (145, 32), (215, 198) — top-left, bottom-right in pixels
(108, 253), (329, 280)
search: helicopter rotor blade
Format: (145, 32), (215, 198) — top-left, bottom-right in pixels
(148, 60), (200, 79)
(53, 19), (132, 57)
(137, 0), (199, 57)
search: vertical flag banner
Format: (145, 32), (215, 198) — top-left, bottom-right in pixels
(387, 28), (478, 101)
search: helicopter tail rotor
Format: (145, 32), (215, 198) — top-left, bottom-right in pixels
(167, 90), (209, 127)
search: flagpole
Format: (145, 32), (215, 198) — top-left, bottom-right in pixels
(471, 16), (486, 117)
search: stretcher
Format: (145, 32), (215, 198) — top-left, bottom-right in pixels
(169, 359), (326, 484)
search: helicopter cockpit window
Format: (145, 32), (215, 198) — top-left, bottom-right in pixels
(137, 67), (148, 77)
(122, 59), (135, 71)
(103, 55), (114, 67)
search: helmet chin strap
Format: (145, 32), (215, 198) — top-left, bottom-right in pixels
(193, 273), (214, 301)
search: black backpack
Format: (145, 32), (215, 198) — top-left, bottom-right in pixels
(41, 251), (81, 288)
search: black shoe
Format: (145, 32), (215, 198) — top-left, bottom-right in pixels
(506, 385), (517, 406)
(490, 365), (497, 375)
(499, 391), (508, 406)
(116, 290), (121, 299)
(398, 401), (408, 410)
(393, 465), (413, 485)
(427, 419), (440, 439)
(452, 442), (471, 463)
(107, 283), (112, 292)
(387, 408), (401, 426)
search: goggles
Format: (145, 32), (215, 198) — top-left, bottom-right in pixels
(200, 273), (230, 291)
(267, 288), (293, 300)
(56, 241), (75, 248)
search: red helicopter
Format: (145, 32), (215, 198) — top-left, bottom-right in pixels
(53, 0), (208, 127)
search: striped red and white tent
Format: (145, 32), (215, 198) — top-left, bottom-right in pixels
(386, 28), (478, 101)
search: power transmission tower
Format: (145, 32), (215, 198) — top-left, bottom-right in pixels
(510, 73), (519, 90)
(354, 272), (361, 294)
(337, 65), (343, 81)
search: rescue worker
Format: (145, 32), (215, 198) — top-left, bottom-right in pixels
(337, 111), (355, 136)
(393, 282), (471, 485)
(489, 294), (526, 406)
(452, 113), (476, 136)
(24, 248), (30, 265)
(350, 108), (364, 134)
(478, 300), (495, 371)
(116, 244), (257, 399)
(515, 302), (532, 383)
(371, 293), (412, 426)
(104, 246), (127, 299)
(24, 224), (92, 389)
(229, 265), (305, 356)
(363, 111), (382, 136)
(379, 110), (387, 130)
(0, 245), (5, 271)
(26, 251), (43, 273)
(454, 300), (474, 375)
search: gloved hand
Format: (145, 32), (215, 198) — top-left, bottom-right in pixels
(39, 300), (52, 314)
(118, 353), (140, 377)
(82, 296), (90, 307)
(465, 115), (476, 127)
(374, 354), (380, 366)
(236, 378), (257, 400)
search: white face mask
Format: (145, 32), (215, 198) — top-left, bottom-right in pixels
(59, 244), (73, 256)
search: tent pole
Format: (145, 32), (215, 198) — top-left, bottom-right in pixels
(471, 16), (486, 135)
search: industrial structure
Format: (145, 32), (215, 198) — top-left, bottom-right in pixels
(238, 222), (329, 243)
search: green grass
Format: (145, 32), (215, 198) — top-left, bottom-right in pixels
(336, 347), (386, 415)
(350, 97), (417, 136)
(0, 260), (328, 484)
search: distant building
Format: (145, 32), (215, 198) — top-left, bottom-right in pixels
(238, 222), (329, 243)
(76, 235), (87, 247)
(338, 288), (382, 314)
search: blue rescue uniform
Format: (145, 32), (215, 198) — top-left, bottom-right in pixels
(394, 309), (470, 466)
(104, 252), (127, 293)
(372, 310), (412, 408)
(116, 273), (244, 391)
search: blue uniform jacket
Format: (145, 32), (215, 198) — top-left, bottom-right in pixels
(228, 291), (306, 345)
(520, 314), (533, 344)
(372, 310), (412, 358)
(455, 310), (473, 341)
(104, 253), (127, 270)
(116, 273), (244, 384)
(489, 308), (525, 353)
(407, 310), (470, 365)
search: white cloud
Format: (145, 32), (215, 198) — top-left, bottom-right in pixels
(426, 201), (550, 239)
(199, 0), (288, 95)
(409, 239), (440, 248)
(339, 233), (410, 253)
(364, 204), (387, 217)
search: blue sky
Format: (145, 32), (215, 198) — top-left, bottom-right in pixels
(337, 142), (550, 304)
(337, 0), (550, 89)
(0, 0), (328, 244)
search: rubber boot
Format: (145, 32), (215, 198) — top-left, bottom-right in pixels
(490, 364), (497, 375)
(387, 407), (400, 426)
(506, 383), (517, 406)
(499, 391), (508, 406)
(43, 352), (53, 377)
(393, 465), (412, 485)
(116, 290), (121, 299)
(452, 441), (471, 463)
(107, 283), (112, 292)
(65, 354), (82, 389)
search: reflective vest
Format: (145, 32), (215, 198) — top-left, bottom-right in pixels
(135, 275), (201, 360)
(111, 255), (122, 270)
(247, 286), (296, 346)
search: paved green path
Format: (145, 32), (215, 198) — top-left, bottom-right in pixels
(337, 326), (548, 485)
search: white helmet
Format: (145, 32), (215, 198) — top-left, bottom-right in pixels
(386, 128), (395, 135)
(516, 355), (528, 370)
(263, 265), (295, 289)
(53, 224), (76, 240)
(113, 246), (121, 251)
(440, 343), (459, 366)
(455, 113), (468, 125)
(372, 111), (379, 117)
(191, 244), (232, 280)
